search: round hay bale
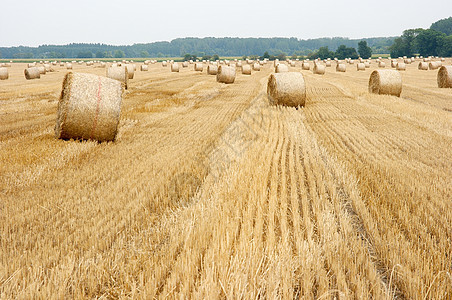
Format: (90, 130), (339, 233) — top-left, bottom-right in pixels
(27, 63), (36, 68)
(207, 64), (218, 75)
(440, 57), (445, 62)
(302, 62), (310, 70)
(66, 63), (73, 70)
(336, 63), (346, 72)
(37, 66), (46, 75)
(182, 61), (189, 68)
(275, 64), (289, 73)
(24, 67), (41, 80)
(55, 72), (123, 142)
(378, 61), (386, 68)
(364, 62), (370, 68)
(368, 69), (402, 97)
(418, 62), (428, 70)
(125, 64), (135, 79)
(357, 63), (366, 71)
(349, 59), (355, 64)
(60, 62), (65, 67)
(162, 61), (168, 67)
(253, 63), (261, 71)
(437, 66), (452, 88)
(106, 66), (128, 89)
(325, 61), (332, 67)
(429, 62), (440, 70)
(313, 64), (326, 75)
(194, 63), (203, 72)
(44, 64), (51, 72)
(396, 63), (406, 71)
(242, 64), (252, 75)
(267, 72), (306, 107)
(0, 67), (8, 80)
(216, 65), (236, 84)
(141, 64), (148, 71)
(171, 62), (180, 72)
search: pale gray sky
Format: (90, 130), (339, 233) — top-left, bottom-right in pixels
(1, 0), (451, 47)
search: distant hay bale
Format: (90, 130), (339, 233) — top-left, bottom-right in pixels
(194, 63), (203, 72)
(368, 69), (402, 97)
(216, 65), (236, 84)
(141, 64), (148, 71)
(418, 62), (428, 70)
(325, 61), (331, 67)
(313, 64), (326, 75)
(55, 72), (123, 142)
(242, 64), (252, 75)
(27, 63), (36, 68)
(290, 61), (296, 67)
(302, 62), (310, 70)
(182, 61), (189, 68)
(125, 64), (135, 79)
(357, 63), (366, 71)
(437, 66), (452, 88)
(429, 62), (440, 70)
(59, 62), (65, 67)
(171, 62), (180, 72)
(275, 64), (289, 73)
(24, 67), (41, 80)
(391, 60), (398, 68)
(267, 72), (306, 107)
(378, 61), (386, 68)
(207, 64), (218, 75)
(0, 67), (8, 80)
(396, 63), (406, 71)
(440, 57), (445, 62)
(37, 66), (46, 75)
(66, 63), (73, 69)
(364, 62), (370, 68)
(349, 59), (355, 64)
(44, 64), (51, 72)
(106, 66), (128, 89)
(162, 61), (168, 67)
(253, 63), (261, 71)
(336, 63), (346, 72)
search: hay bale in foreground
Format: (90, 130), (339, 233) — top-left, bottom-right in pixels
(171, 62), (180, 72)
(106, 66), (128, 89)
(418, 62), (428, 70)
(216, 66), (236, 84)
(368, 69), (402, 97)
(242, 64), (252, 75)
(125, 64), (135, 79)
(336, 64), (346, 72)
(275, 64), (289, 73)
(24, 67), (41, 80)
(55, 72), (123, 142)
(437, 66), (452, 88)
(141, 65), (148, 71)
(267, 72), (306, 107)
(194, 63), (203, 72)
(0, 67), (8, 80)
(207, 65), (218, 75)
(313, 64), (325, 75)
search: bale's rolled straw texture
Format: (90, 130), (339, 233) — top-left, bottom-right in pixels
(171, 62), (180, 72)
(437, 66), (452, 88)
(0, 67), (8, 80)
(194, 63), (203, 72)
(396, 62), (406, 71)
(429, 62), (441, 70)
(378, 61), (386, 68)
(267, 72), (306, 107)
(336, 63), (346, 72)
(141, 64), (148, 71)
(66, 63), (73, 69)
(216, 66), (236, 84)
(357, 63), (366, 71)
(106, 66), (129, 89)
(368, 69), (402, 97)
(242, 64), (252, 75)
(37, 66), (46, 75)
(275, 64), (289, 73)
(418, 62), (428, 70)
(162, 61), (168, 67)
(313, 64), (326, 75)
(207, 65), (218, 75)
(182, 61), (189, 68)
(302, 62), (310, 70)
(55, 72), (123, 142)
(125, 64), (135, 79)
(24, 67), (41, 80)
(253, 63), (261, 71)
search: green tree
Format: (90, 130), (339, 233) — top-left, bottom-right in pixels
(430, 17), (452, 36)
(140, 50), (149, 58)
(276, 52), (287, 60)
(317, 46), (335, 59)
(96, 51), (105, 58)
(415, 29), (446, 56)
(439, 35), (452, 57)
(263, 51), (270, 59)
(114, 50), (125, 58)
(212, 54), (219, 61)
(335, 45), (358, 59)
(77, 51), (93, 58)
(358, 40), (372, 58)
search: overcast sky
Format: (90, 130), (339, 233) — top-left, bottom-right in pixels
(1, 0), (451, 47)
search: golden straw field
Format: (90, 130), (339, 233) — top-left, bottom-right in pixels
(0, 59), (451, 299)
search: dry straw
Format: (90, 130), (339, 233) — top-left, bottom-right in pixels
(0, 67), (8, 80)
(207, 65), (218, 75)
(396, 63), (406, 71)
(37, 66), (46, 75)
(313, 64), (326, 75)
(267, 72), (306, 107)
(106, 66), (129, 89)
(336, 64), (346, 72)
(302, 62), (310, 70)
(171, 62), (180, 72)
(24, 67), (41, 80)
(368, 69), (402, 97)
(378, 61), (386, 68)
(253, 63), (261, 71)
(275, 64), (289, 73)
(242, 64), (252, 75)
(125, 64), (135, 79)
(364, 62), (370, 68)
(418, 62), (428, 70)
(182, 61), (189, 68)
(216, 65), (236, 84)
(66, 63), (73, 69)
(55, 72), (123, 142)
(194, 63), (203, 72)
(162, 61), (168, 67)
(437, 66), (452, 88)
(429, 62), (441, 70)
(357, 63), (366, 71)
(141, 65), (148, 71)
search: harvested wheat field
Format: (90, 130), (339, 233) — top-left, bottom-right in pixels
(0, 59), (451, 299)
